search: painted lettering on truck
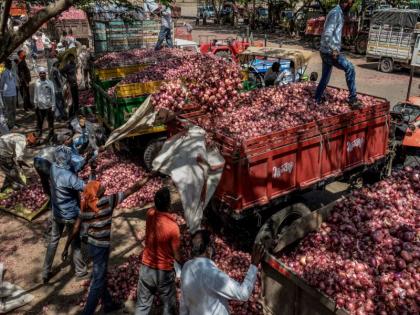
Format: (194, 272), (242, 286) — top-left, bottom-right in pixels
(347, 138), (364, 153)
(273, 162), (294, 178)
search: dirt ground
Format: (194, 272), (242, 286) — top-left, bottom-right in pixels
(1, 23), (418, 315)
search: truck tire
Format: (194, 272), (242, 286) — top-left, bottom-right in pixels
(355, 35), (367, 55)
(255, 203), (311, 249)
(380, 58), (394, 73)
(143, 139), (165, 171)
(311, 36), (321, 50)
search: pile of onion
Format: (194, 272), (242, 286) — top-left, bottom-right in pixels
(79, 213), (262, 314)
(80, 150), (163, 209)
(94, 48), (195, 69)
(279, 167), (419, 315)
(0, 180), (48, 212)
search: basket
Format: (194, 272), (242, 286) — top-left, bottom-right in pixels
(109, 96), (148, 128)
(115, 80), (164, 98)
(95, 64), (148, 81)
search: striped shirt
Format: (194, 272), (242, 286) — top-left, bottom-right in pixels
(80, 192), (125, 247)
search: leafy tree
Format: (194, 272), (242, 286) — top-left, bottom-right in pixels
(0, 0), (133, 63)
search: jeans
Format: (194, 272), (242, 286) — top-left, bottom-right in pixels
(135, 264), (176, 315)
(2, 96), (16, 128)
(69, 83), (79, 118)
(36, 108), (54, 138)
(82, 244), (114, 315)
(55, 92), (66, 120)
(33, 157), (51, 196)
(315, 52), (356, 102)
(155, 26), (174, 51)
(20, 84), (32, 110)
(42, 216), (87, 279)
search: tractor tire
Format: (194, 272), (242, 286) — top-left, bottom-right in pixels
(380, 58), (394, 73)
(255, 203), (311, 250)
(143, 139), (165, 171)
(355, 35), (368, 55)
(311, 36), (321, 50)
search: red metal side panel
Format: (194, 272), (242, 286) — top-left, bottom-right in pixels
(296, 136), (322, 188)
(343, 122), (368, 170)
(364, 115), (389, 163)
(320, 130), (344, 178)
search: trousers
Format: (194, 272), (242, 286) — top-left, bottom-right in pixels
(42, 216), (87, 279)
(135, 264), (176, 315)
(315, 52), (356, 102)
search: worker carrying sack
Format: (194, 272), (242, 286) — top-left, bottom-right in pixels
(152, 126), (225, 234)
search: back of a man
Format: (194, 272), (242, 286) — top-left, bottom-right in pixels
(180, 230), (264, 315)
(42, 145), (87, 284)
(135, 187), (181, 315)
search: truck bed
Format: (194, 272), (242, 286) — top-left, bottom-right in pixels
(174, 93), (390, 215)
(261, 200), (350, 315)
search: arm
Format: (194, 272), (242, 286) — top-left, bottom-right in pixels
(68, 173), (86, 191)
(50, 81), (56, 111)
(207, 264), (258, 301)
(196, 155), (224, 172)
(172, 227), (183, 266)
(206, 243), (264, 301)
(33, 83), (39, 108)
(322, 10), (340, 53)
(0, 73), (5, 95)
(62, 217), (81, 261)
(122, 176), (150, 199)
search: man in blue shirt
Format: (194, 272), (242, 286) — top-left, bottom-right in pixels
(314, 0), (362, 109)
(42, 145), (87, 284)
(0, 59), (18, 129)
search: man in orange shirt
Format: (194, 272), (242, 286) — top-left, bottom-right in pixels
(135, 187), (182, 315)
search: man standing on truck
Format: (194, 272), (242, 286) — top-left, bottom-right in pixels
(314, 0), (362, 109)
(155, 4), (174, 50)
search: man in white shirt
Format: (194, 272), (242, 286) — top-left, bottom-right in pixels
(34, 67), (55, 141)
(155, 5), (174, 50)
(0, 59), (18, 128)
(180, 230), (265, 315)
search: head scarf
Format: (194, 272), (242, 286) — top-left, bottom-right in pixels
(81, 180), (101, 213)
(54, 145), (72, 169)
(37, 66), (47, 74)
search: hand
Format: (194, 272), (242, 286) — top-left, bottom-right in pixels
(251, 243), (265, 266)
(61, 248), (69, 262)
(332, 50), (339, 59)
(196, 155), (205, 164)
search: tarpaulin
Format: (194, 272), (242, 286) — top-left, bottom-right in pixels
(152, 126), (225, 234)
(371, 9), (420, 28)
(105, 96), (156, 147)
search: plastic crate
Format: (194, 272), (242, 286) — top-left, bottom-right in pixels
(109, 96), (147, 128)
(115, 80), (164, 98)
(95, 64), (148, 81)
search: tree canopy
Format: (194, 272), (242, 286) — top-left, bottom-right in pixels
(0, 0), (138, 62)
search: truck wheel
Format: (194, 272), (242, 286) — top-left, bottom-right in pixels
(143, 139), (165, 171)
(255, 203), (311, 250)
(311, 37), (321, 50)
(355, 35), (367, 55)
(380, 58), (394, 73)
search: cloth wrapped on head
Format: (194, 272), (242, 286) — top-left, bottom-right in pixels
(54, 145), (72, 169)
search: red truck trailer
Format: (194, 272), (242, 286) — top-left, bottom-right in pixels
(171, 90), (390, 225)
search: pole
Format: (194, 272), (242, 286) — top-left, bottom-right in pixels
(406, 66), (415, 101)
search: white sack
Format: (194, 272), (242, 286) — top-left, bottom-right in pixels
(152, 126), (225, 234)
(105, 96), (157, 148)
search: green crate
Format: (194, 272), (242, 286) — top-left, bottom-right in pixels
(109, 96), (147, 128)
(96, 78), (121, 91)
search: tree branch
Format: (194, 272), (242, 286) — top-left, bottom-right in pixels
(0, 0), (13, 36)
(0, 0), (77, 62)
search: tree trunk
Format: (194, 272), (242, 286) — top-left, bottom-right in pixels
(0, 0), (76, 63)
